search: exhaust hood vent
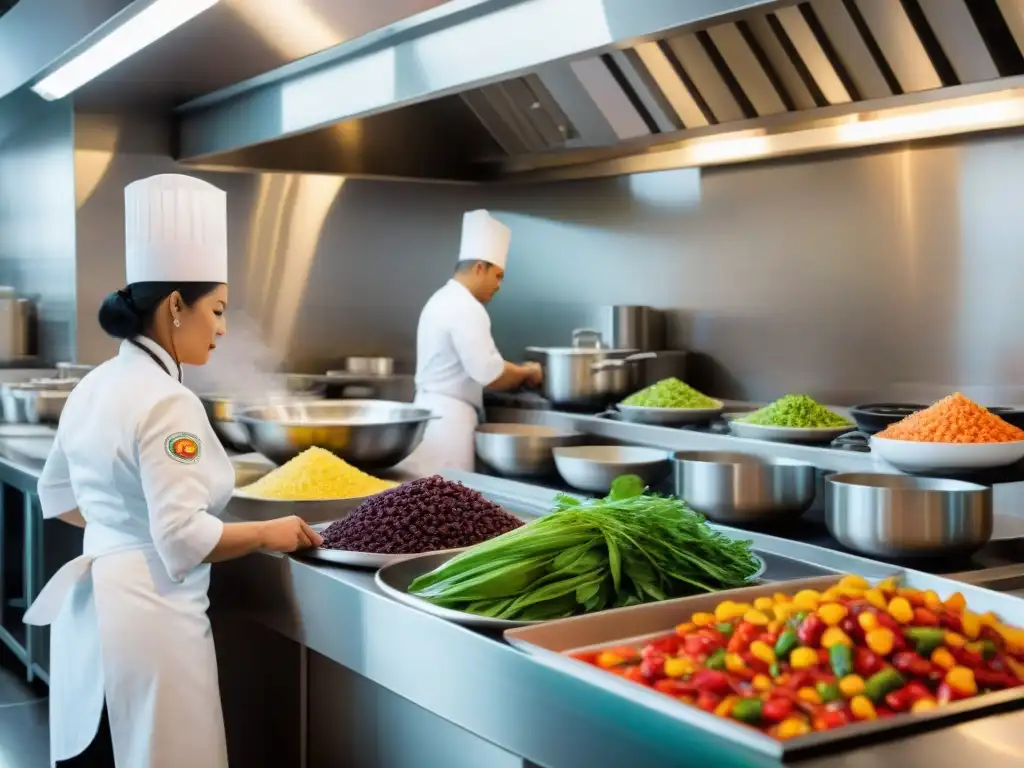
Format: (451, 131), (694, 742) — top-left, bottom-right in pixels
(178, 0), (1024, 182)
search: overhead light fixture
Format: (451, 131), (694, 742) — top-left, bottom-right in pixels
(32, 0), (220, 101)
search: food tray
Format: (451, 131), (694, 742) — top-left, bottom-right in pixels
(870, 436), (1024, 473)
(616, 402), (724, 426)
(727, 419), (853, 444)
(504, 574), (1024, 760)
(228, 490), (374, 525)
(374, 552), (767, 630)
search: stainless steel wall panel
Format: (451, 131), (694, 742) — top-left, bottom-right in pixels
(745, 15), (819, 110)
(918, 0), (1000, 84)
(854, 0), (943, 92)
(773, 6), (853, 104)
(810, 0), (892, 99)
(706, 23), (788, 116)
(569, 58), (651, 141)
(632, 42), (711, 128)
(665, 34), (746, 123)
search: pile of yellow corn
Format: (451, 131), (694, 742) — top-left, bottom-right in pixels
(238, 447), (397, 500)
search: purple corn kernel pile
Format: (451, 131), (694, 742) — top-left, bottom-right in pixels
(319, 475), (523, 554)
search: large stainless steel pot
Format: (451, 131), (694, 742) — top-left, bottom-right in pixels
(525, 346), (655, 407)
(237, 399), (437, 468)
(672, 451), (816, 523)
(825, 473), (993, 559)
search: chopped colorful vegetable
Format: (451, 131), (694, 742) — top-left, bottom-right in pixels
(570, 574), (1024, 740)
(622, 377), (719, 409)
(737, 394), (852, 429)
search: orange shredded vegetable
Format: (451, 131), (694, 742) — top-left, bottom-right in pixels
(877, 393), (1024, 444)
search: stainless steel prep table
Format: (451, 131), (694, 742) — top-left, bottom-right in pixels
(3, 436), (1024, 766)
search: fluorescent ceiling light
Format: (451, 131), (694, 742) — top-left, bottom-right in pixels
(32, 0), (220, 101)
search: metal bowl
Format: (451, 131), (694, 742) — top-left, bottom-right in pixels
(672, 451), (817, 523)
(338, 356), (394, 377)
(825, 473), (993, 559)
(17, 389), (70, 424)
(552, 445), (671, 494)
(200, 395), (251, 452)
(236, 399), (436, 469)
(475, 423), (582, 478)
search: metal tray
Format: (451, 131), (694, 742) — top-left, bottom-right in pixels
(505, 574), (1024, 760)
(727, 418), (854, 444)
(375, 550), (768, 630)
(616, 402), (724, 426)
(228, 490), (375, 525)
(304, 525), (468, 570)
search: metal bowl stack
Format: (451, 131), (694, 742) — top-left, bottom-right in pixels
(474, 423), (582, 478)
(236, 399), (436, 469)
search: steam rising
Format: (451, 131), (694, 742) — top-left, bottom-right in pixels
(183, 312), (292, 398)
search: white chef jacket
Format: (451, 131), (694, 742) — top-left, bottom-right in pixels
(402, 280), (506, 474)
(25, 336), (234, 767)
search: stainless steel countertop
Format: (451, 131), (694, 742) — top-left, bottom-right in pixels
(3, 434), (1024, 765)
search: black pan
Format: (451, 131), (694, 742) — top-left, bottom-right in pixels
(849, 403), (928, 435)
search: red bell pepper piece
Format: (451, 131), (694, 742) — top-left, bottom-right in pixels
(684, 634), (718, 658)
(884, 686), (914, 712)
(855, 647), (885, 677)
(572, 651), (599, 664)
(974, 669), (1016, 691)
(912, 608), (939, 627)
(624, 666), (649, 685)
(692, 668), (731, 695)
(816, 707), (851, 730)
(727, 621), (758, 654)
(951, 646), (984, 669)
(762, 697), (795, 723)
(903, 680), (934, 703)
(640, 654), (666, 681)
(892, 651), (933, 678)
(875, 706), (897, 718)
(696, 691), (721, 712)
(840, 616), (862, 642)
(938, 613), (963, 633)
(654, 678), (698, 696)
(780, 671), (814, 691)
(757, 631), (779, 647)
(646, 635), (682, 656)
(798, 614), (826, 647)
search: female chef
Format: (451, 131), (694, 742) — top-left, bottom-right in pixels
(24, 174), (322, 767)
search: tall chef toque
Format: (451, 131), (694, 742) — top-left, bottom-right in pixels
(457, 209), (511, 270)
(124, 174), (228, 284)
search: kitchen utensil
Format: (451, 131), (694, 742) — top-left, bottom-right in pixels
(571, 328), (604, 349)
(375, 550), (540, 629)
(337, 356), (395, 377)
(870, 436), (1024, 472)
(552, 445), (671, 493)
(850, 403), (927, 435)
(18, 389), (69, 424)
(825, 473), (993, 558)
(672, 451), (816, 523)
(525, 346), (655, 408)
(727, 417), (853, 444)
(474, 423), (582, 477)
(601, 305), (664, 351)
(201, 394), (251, 452)
(236, 399), (437, 468)
(616, 402), (723, 426)
(2, 379), (77, 423)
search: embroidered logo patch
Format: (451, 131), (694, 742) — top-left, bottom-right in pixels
(166, 433), (201, 464)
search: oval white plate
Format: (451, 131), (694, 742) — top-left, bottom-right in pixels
(616, 402), (724, 426)
(302, 543), (468, 570)
(727, 418), (853, 444)
(870, 436), (1024, 472)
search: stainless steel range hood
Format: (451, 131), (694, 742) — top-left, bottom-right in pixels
(177, 0), (1024, 182)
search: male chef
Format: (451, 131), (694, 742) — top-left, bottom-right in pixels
(402, 210), (542, 474)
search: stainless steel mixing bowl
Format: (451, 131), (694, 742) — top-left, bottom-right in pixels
(236, 399), (436, 468)
(475, 423), (582, 478)
(552, 445), (671, 494)
(201, 395), (251, 452)
(672, 451), (817, 523)
(825, 473), (993, 559)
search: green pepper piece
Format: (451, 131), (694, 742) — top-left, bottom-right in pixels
(788, 612), (809, 629)
(829, 644), (853, 679)
(706, 648), (727, 670)
(774, 628), (799, 660)
(865, 668), (905, 703)
(731, 698), (763, 724)
(904, 628), (945, 657)
(716, 622), (735, 637)
(769, 662), (780, 678)
(981, 639), (998, 660)
(816, 681), (841, 703)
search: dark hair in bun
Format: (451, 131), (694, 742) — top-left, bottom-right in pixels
(98, 282), (222, 340)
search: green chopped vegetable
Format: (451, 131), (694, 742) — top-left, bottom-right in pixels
(621, 377), (719, 409)
(738, 394), (852, 428)
(706, 648), (727, 670)
(407, 478), (761, 622)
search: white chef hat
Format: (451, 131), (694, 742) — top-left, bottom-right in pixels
(457, 209), (511, 270)
(124, 174), (228, 285)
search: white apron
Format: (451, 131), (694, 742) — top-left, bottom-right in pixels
(401, 392), (479, 475)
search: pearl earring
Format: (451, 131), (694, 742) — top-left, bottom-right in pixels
(173, 319), (180, 328)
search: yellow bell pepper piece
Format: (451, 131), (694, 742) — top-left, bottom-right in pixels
(923, 590), (943, 613)
(773, 592), (792, 604)
(715, 695), (739, 718)
(850, 695), (877, 720)
(714, 601), (751, 623)
(817, 603), (849, 627)
(946, 666), (978, 696)
(752, 674), (772, 692)
(887, 597), (914, 624)
(792, 590), (821, 612)
(858, 612), (879, 633)
(943, 632), (965, 648)
(750, 640), (776, 666)
(778, 718), (811, 740)
(797, 687), (821, 705)
(725, 653), (747, 673)
(838, 574), (870, 591)
(691, 612), (716, 627)
(838, 675), (865, 697)
(960, 611), (982, 640)
(664, 657), (694, 679)
(944, 592), (967, 612)
(865, 628), (896, 656)
(744, 609), (771, 627)
(754, 596), (775, 613)
(931, 647), (956, 671)
(790, 647), (819, 669)
(822, 627), (853, 649)
(864, 588), (888, 611)
(911, 698), (938, 713)
(820, 587), (842, 603)
(596, 652), (623, 669)
(877, 577), (899, 595)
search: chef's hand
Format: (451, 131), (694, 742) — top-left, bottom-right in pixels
(523, 362), (544, 387)
(260, 516), (323, 552)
